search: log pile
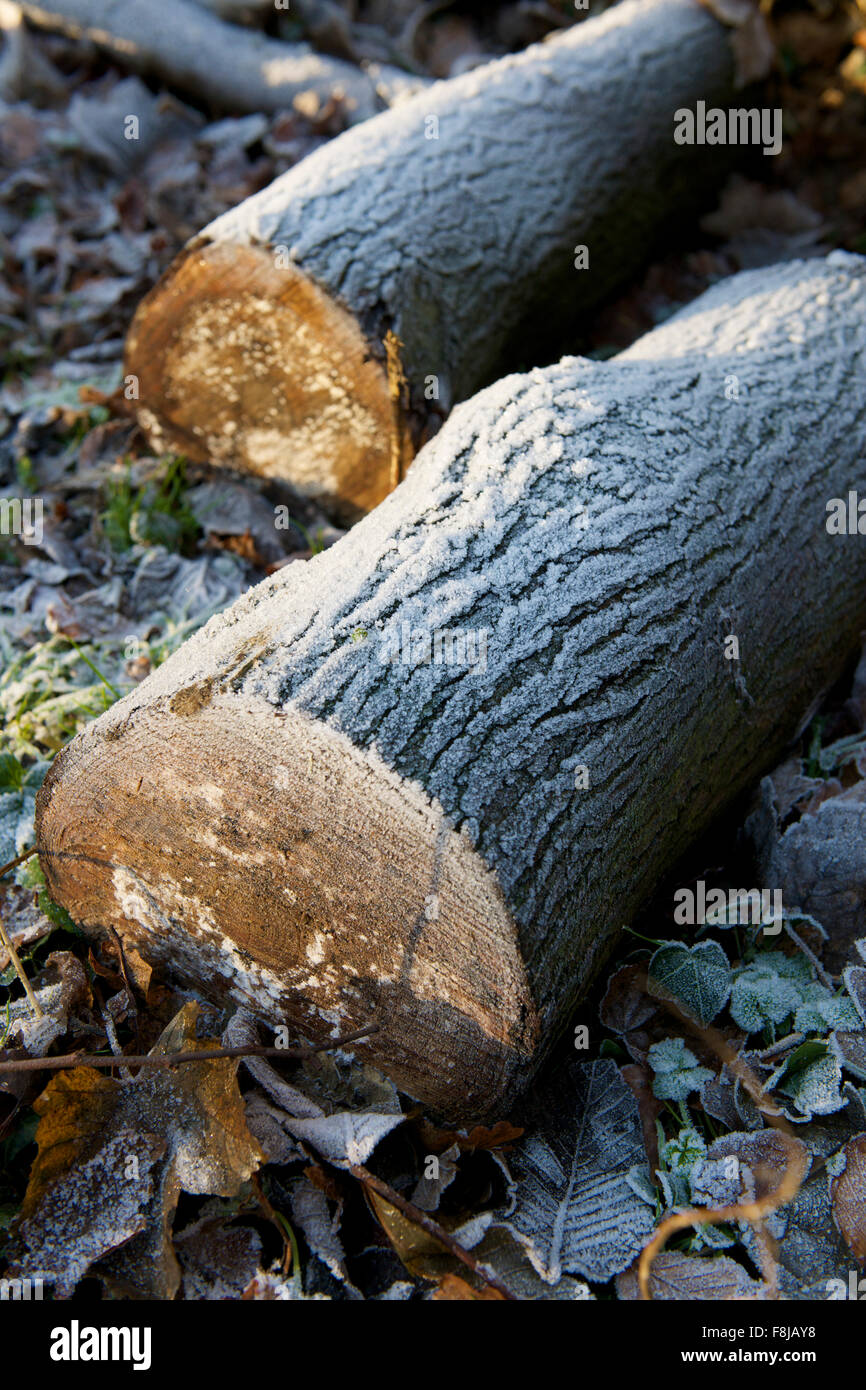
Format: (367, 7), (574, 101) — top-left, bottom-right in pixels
(123, 0), (742, 517)
(36, 253), (866, 1119)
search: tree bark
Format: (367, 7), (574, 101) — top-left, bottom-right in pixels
(36, 254), (866, 1120)
(123, 0), (740, 520)
(18, 0), (388, 120)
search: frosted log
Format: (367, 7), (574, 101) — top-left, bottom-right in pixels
(18, 0), (385, 120)
(36, 254), (866, 1119)
(123, 0), (739, 519)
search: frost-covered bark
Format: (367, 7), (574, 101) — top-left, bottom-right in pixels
(124, 0), (738, 517)
(18, 0), (386, 119)
(37, 255), (866, 1118)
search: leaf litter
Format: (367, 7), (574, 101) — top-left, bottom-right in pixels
(3, 0), (866, 1303)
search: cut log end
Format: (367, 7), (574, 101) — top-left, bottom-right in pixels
(124, 242), (399, 520)
(35, 693), (540, 1119)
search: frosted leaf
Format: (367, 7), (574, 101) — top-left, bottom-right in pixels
(503, 1059), (655, 1283)
(242, 1267), (330, 1300)
(656, 1169), (691, 1210)
(779, 1055), (846, 1118)
(282, 1109), (403, 1168)
(17, 1129), (167, 1298)
(687, 1223), (737, 1252)
(771, 1171), (852, 1297)
(290, 1176), (358, 1292)
(843, 965), (866, 1027)
(691, 1156), (754, 1209)
(768, 1042), (846, 1119)
(660, 1126), (707, 1176)
(794, 981), (861, 1034)
(729, 952), (811, 1033)
(647, 1037), (714, 1101)
(624, 1164), (657, 1207)
(830, 1030), (866, 1082)
(617, 1250), (769, 1300)
(473, 1226), (594, 1300)
(830, 1135), (866, 1262)
(0, 789), (38, 865)
(6, 951), (89, 1057)
(647, 939), (731, 1027)
(17, 1002), (263, 1298)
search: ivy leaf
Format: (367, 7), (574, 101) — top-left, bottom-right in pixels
(729, 951), (811, 1034)
(660, 1126), (707, 1176)
(504, 1059), (655, 1283)
(647, 1037), (714, 1101)
(794, 981), (861, 1034)
(767, 1042), (846, 1119)
(647, 940), (732, 1027)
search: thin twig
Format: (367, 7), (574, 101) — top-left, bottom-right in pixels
(350, 1162), (517, 1301)
(0, 1023), (379, 1075)
(0, 847), (38, 879)
(0, 904), (44, 1019)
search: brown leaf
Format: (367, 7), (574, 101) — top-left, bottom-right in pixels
(599, 963), (658, 1035)
(414, 1116), (524, 1154)
(830, 1133), (866, 1261)
(16, 1002), (263, 1297)
(621, 1062), (663, 1170)
(433, 1273), (505, 1301)
(367, 1189), (453, 1282)
(459, 1121), (524, 1152)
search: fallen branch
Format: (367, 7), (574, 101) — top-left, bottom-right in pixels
(37, 254), (866, 1119)
(0, 1023), (379, 1073)
(124, 0), (741, 518)
(18, 0), (386, 121)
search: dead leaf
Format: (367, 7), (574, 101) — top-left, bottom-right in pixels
(599, 962), (658, 1035)
(367, 1189), (453, 1282)
(433, 1272), (505, 1300)
(621, 1062), (664, 1170)
(617, 1250), (770, 1300)
(410, 1142), (460, 1212)
(5, 951), (89, 1057)
(175, 1211), (263, 1300)
(830, 1133), (866, 1261)
(16, 1002), (263, 1296)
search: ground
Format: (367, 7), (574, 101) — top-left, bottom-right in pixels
(1, 0), (865, 1302)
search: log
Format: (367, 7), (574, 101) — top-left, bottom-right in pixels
(18, 0), (387, 121)
(36, 254), (866, 1120)
(123, 0), (742, 520)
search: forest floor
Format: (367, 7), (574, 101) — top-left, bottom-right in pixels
(1, 0), (866, 1301)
